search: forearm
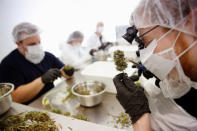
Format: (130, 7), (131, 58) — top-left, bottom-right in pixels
(133, 113), (151, 131)
(12, 77), (44, 103)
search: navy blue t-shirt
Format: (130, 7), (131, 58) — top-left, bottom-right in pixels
(0, 49), (64, 104)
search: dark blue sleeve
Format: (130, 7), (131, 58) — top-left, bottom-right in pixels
(0, 65), (25, 89)
(46, 52), (64, 69)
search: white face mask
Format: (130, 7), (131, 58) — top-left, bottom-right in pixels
(140, 32), (197, 99)
(25, 44), (45, 64)
(140, 40), (176, 80)
(73, 42), (81, 47)
(98, 26), (104, 33)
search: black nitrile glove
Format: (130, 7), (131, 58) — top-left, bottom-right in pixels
(41, 68), (61, 84)
(129, 75), (139, 81)
(143, 70), (154, 79)
(98, 42), (112, 50)
(89, 49), (97, 56)
(131, 62), (161, 87)
(113, 73), (150, 124)
(139, 69), (161, 87)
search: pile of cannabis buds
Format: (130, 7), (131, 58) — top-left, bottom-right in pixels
(108, 112), (131, 129)
(0, 111), (58, 131)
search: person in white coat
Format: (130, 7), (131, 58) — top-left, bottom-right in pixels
(86, 22), (106, 51)
(113, 0), (197, 131)
(86, 22), (112, 56)
(60, 31), (91, 69)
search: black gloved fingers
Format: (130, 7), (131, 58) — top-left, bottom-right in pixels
(136, 50), (140, 57)
(41, 68), (61, 84)
(53, 69), (62, 77)
(113, 73), (124, 83)
(50, 73), (59, 80)
(113, 73), (129, 94)
(48, 69), (61, 79)
(129, 75), (139, 81)
(143, 70), (154, 79)
(138, 69), (142, 77)
(89, 50), (93, 56)
(155, 78), (161, 88)
(122, 75), (137, 92)
(89, 49), (97, 56)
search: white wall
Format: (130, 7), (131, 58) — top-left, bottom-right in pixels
(0, 0), (140, 62)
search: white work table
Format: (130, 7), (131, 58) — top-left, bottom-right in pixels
(1, 102), (127, 131)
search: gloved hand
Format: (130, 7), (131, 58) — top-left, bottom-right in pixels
(129, 75), (139, 81)
(132, 62), (161, 87)
(98, 42), (112, 50)
(113, 73), (151, 124)
(89, 49), (98, 56)
(143, 70), (154, 79)
(41, 68), (61, 84)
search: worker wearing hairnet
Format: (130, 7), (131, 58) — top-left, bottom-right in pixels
(60, 31), (91, 69)
(113, 0), (197, 130)
(0, 22), (72, 105)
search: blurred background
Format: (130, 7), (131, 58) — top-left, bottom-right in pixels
(0, 0), (140, 61)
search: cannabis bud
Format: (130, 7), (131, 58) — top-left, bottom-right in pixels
(113, 50), (128, 71)
(63, 65), (74, 76)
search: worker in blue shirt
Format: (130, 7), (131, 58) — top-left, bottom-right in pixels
(0, 22), (72, 104)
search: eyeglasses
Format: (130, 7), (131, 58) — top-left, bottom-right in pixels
(122, 25), (159, 50)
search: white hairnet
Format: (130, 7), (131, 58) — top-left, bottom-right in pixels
(67, 31), (84, 43)
(12, 22), (40, 42)
(130, 0), (197, 36)
(130, 0), (197, 99)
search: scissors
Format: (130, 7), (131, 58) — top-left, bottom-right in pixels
(129, 59), (147, 71)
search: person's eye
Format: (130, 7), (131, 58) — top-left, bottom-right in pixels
(28, 43), (37, 46)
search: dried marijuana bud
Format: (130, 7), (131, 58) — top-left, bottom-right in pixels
(63, 65), (74, 76)
(113, 50), (128, 71)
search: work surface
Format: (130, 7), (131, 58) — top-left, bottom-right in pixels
(27, 71), (133, 130)
(0, 70), (133, 130)
(1, 102), (128, 131)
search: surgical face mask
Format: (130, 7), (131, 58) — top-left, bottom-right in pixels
(25, 44), (45, 64)
(140, 31), (197, 99)
(140, 40), (176, 80)
(74, 42), (81, 46)
(98, 26), (104, 33)
(72, 43), (81, 49)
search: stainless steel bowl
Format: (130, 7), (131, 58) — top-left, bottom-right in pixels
(93, 51), (108, 61)
(0, 83), (14, 115)
(72, 81), (106, 107)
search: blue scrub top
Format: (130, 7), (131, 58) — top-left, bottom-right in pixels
(0, 49), (64, 104)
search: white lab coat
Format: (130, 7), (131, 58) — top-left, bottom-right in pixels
(85, 33), (106, 50)
(60, 43), (91, 69)
(139, 76), (197, 131)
